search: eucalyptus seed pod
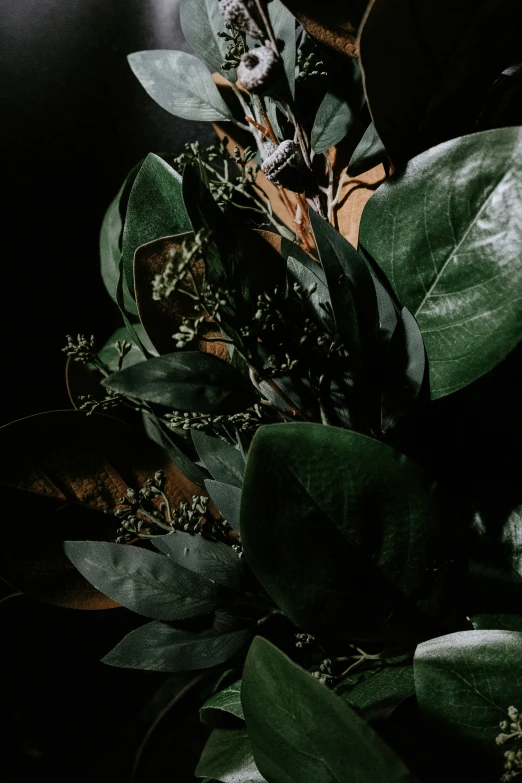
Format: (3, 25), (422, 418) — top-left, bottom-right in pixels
(261, 139), (310, 193)
(218, 0), (265, 39)
(237, 45), (281, 93)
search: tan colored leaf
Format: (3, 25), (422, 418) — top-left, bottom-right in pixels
(334, 164), (386, 248)
(0, 411), (204, 609)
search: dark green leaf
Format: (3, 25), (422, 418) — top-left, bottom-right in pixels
(128, 50), (232, 121)
(103, 621), (250, 672)
(339, 666), (415, 711)
(242, 637), (419, 783)
(348, 122), (388, 177)
(414, 630), (522, 765)
(103, 352), (259, 413)
(241, 424), (462, 645)
(116, 256), (153, 358)
(310, 210), (378, 359)
(205, 480), (242, 533)
(64, 541), (219, 621)
(196, 728), (266, 782)
(98, 325), (156, 372)
(180, 0), (236, 81)
(269, 0), (296, 98)
(359, 128), (522, 398)
(192, 430), (245, 488)
(311, 92), (355, 155)
(200, 680), (244, 724)
(153, 532), (244, 590)
(122, 153), (191, 296)
(472, 614), (522, 633)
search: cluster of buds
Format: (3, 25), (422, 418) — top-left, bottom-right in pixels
(312, 658), (336, 686)
(166, 406), (264, 439)
(497, 706), (522, 781)
(175, 495), (210, 534)
(152, 229), (210, 301)
(218, 0), (266, 39)
(78, 389), (123, 416)
(262, 140), (310, 193)
(295, 632), (315, 649)
(115, 471), (172, 543)
(62, 334), (97, 364)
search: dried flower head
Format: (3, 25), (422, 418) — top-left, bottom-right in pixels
(237, 45), (280, 93)
(218, 0), (265, 39)
(261, 139), (310, 193)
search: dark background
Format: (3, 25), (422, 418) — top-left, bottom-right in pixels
(1, 2), (212, 780)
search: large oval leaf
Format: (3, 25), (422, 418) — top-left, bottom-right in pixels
(242, 637), (419, 783)
(128, 50), (232, 122)
(241, 423), (462, 645)
(121, 154), (191, 296)
(359, 0), (522, 164)
(414, 630), (522, 776)
(180, 0), (236, 81)
(64, 541), (220, 620)
(103, 351), (258, 413)
(359, 127), (522, 399)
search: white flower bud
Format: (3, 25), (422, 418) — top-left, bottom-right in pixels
(237, 45), (280, 93)
(218, 0), (264, 39)
(261, 139), (310, 193)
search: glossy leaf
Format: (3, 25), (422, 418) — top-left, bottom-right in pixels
(180, 0), (236, 81)
(268, 0), (296, 98)
(103, 621), (250, 672)
(414, 630), (522, 764)
(241, 424), (462, 645)
(128, 50), (232, 122)
(196, 728), (265, 782)
(242, 637), (419, 783)
(121, 154), (190, 295)
(103, 352), (258, 413)
(359, 127), (522, 398)
(192, 429), (245, 488)
(153, 532), (244, 590)
(348, 122), (388, 177)
(200, 680), (244, 724)
(64, 541), (220, 621)
(205, 480), (242, 533)
(311, 92), (354, 155)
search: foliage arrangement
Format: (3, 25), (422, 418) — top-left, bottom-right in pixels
(4, 0), (522, 781)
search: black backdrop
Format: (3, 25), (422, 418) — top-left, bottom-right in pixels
(1, 2), (212, 780)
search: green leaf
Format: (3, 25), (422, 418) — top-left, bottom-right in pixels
(268, 0), (296, 98)
(414, 630), (522, 765)
(205, 480), (242, 533)
(122, 153), (190, 296)
(180, 0), (236, 81)
(201, 680), (245, 724)
(241, 424), (462, 645)
(196, 728), (266, 782)
(100, 165), (140, 316)
(310, 210), (378, 360)
(153, 532), (244, 590)
(339, 666), (415, 711)
(192, 430), (245, 488)
(472, 614), (522, 633)
(348, 122), (388, 177)
(242, 637), (419, 783)
(63, 541), (219, 621)
(359, 127), (522, 398)
(103, 352), (259, 414)
(128, 50), (232, 122)
(311, 92), (355, 155)
(103, 621), (250, 672)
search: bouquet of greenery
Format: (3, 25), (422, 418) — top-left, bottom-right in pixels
(3, 0), (522, 781)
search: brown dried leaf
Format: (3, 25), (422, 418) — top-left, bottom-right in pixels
(334, 164), (386, 248)
(0, 411), (204, 609)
